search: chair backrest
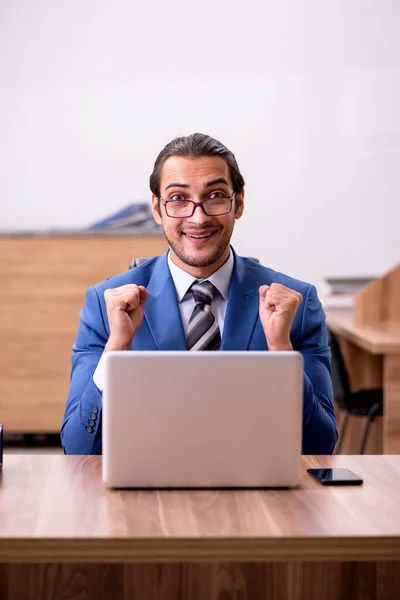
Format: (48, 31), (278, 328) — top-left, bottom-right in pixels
(327, 329), (350, 406)
(129, 257), (152, 269)
(129, 256), (260, 269)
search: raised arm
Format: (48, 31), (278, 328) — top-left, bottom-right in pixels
(61, 283), (148, 455)
(259, 282), (337, 454)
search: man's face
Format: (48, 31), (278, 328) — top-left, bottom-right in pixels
(151, 156), (244, 277)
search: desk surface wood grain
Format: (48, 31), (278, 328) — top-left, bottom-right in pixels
(325, 309), (400, 354)
(1, 454), (400, 563)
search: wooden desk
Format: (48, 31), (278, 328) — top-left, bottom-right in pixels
(326, 309), (400, 454)
(1, 454), (400, 600)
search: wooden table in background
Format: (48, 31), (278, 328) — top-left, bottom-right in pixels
(326, 308), (400, 454)
(1, 454), (400, 600)
(0, 235), (167, 434)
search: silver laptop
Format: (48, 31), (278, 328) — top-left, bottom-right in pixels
(102, 351), (303, 488)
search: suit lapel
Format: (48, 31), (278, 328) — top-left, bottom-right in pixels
(137, 252), (261, 351)
(143, 253), (187, 350)
(221, 253), (260, 350)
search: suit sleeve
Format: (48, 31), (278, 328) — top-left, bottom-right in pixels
(60, 286), (108, 455)
(295, 285), (338, 454)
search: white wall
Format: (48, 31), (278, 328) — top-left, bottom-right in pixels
(0, 0), (399, 292)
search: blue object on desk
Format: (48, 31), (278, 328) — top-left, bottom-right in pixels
(88, 203), (151, 230)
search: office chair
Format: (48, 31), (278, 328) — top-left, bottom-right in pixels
(328, 329), (383, 454)
(129, 257), (152, 269)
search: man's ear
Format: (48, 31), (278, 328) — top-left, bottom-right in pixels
(234, 190), (245, 220)
(151, 194), (162, 225)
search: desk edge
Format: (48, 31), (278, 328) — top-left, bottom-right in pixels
(1, 537), (400, 563)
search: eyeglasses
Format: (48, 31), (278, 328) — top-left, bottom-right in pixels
(160, 194), (235, 218)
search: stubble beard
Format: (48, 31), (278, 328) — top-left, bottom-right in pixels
(163, 227), (234, 268)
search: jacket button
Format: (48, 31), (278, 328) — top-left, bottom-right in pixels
(90, 412), (97, 420)
(91, 406), (99, 414)
(88, 419), (95, 427)
(85, 426), (93, 433)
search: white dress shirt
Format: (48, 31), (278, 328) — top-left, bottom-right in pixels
(92, 250), (234, 391)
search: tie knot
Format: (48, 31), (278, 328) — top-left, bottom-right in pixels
(191, 280), (218, 306)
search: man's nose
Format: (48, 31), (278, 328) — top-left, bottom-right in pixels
(188, 203), (212, 224)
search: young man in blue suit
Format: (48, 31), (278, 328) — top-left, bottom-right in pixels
(61, 133), (337, 455)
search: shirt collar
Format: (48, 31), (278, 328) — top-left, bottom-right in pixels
(168, 249), (234, 302)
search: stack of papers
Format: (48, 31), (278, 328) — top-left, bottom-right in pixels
(322, 276), (376, 309)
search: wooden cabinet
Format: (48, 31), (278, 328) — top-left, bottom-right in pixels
(0, 236), (168, 433)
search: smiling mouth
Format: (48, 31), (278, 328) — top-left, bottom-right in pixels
(183, 231), (216, 239)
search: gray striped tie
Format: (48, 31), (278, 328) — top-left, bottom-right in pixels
(187, 281), (221, 351)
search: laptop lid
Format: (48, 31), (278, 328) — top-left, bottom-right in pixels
(102, 351), (303, 488)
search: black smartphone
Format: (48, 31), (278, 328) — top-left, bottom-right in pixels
(307, 468), (363, 486)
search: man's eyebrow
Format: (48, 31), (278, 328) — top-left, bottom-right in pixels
(165, 182), (190, 191)
(164, 178), (229, 192)
(204, 178), (229, 188)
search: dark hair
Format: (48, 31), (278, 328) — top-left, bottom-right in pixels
(149, 133), (245, 197)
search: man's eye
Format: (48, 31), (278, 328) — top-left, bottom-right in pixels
(208, 192), (225, 200)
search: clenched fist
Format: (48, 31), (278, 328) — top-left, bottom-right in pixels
(259, 283), (302, 351)
(104, 285), (148, 351)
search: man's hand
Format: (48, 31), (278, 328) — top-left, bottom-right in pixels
(104, 285), (148, 351)
(259, 283), (302, 351)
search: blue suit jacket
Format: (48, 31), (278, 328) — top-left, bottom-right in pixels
(61, 250), (337, 455)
